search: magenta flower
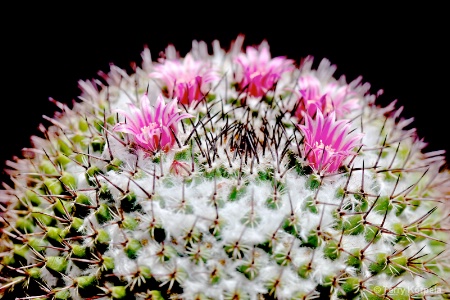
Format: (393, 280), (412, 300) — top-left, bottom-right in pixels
(113, 94), (193, 153)
(294, 74), (360, 120)
(149, 54), (219, 106)
(235, 46), (294, 98)
(297, 110), (364, 174)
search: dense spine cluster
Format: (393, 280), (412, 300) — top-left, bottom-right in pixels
(0, 35), (449, 300)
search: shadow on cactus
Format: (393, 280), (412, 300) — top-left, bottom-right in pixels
(1, 34), (449, 300)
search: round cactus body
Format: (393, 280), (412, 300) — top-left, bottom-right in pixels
(1, 35), (449, 300)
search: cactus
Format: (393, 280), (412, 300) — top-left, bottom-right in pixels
(1, 34), (449, 300)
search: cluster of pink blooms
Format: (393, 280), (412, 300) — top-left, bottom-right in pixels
(114, 43), (363, 174)
(294, 75), (363, 174)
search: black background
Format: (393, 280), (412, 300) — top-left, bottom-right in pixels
(2, 6), (449, 186)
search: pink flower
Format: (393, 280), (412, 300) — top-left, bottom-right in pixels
(149, 54), (219, 106)
(294, 75), (360, 120)
(113, 94), (193, 153)
(294, 75), (329, 119)
(235, 46), (294, 98)
(297, 110), (364, 174)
